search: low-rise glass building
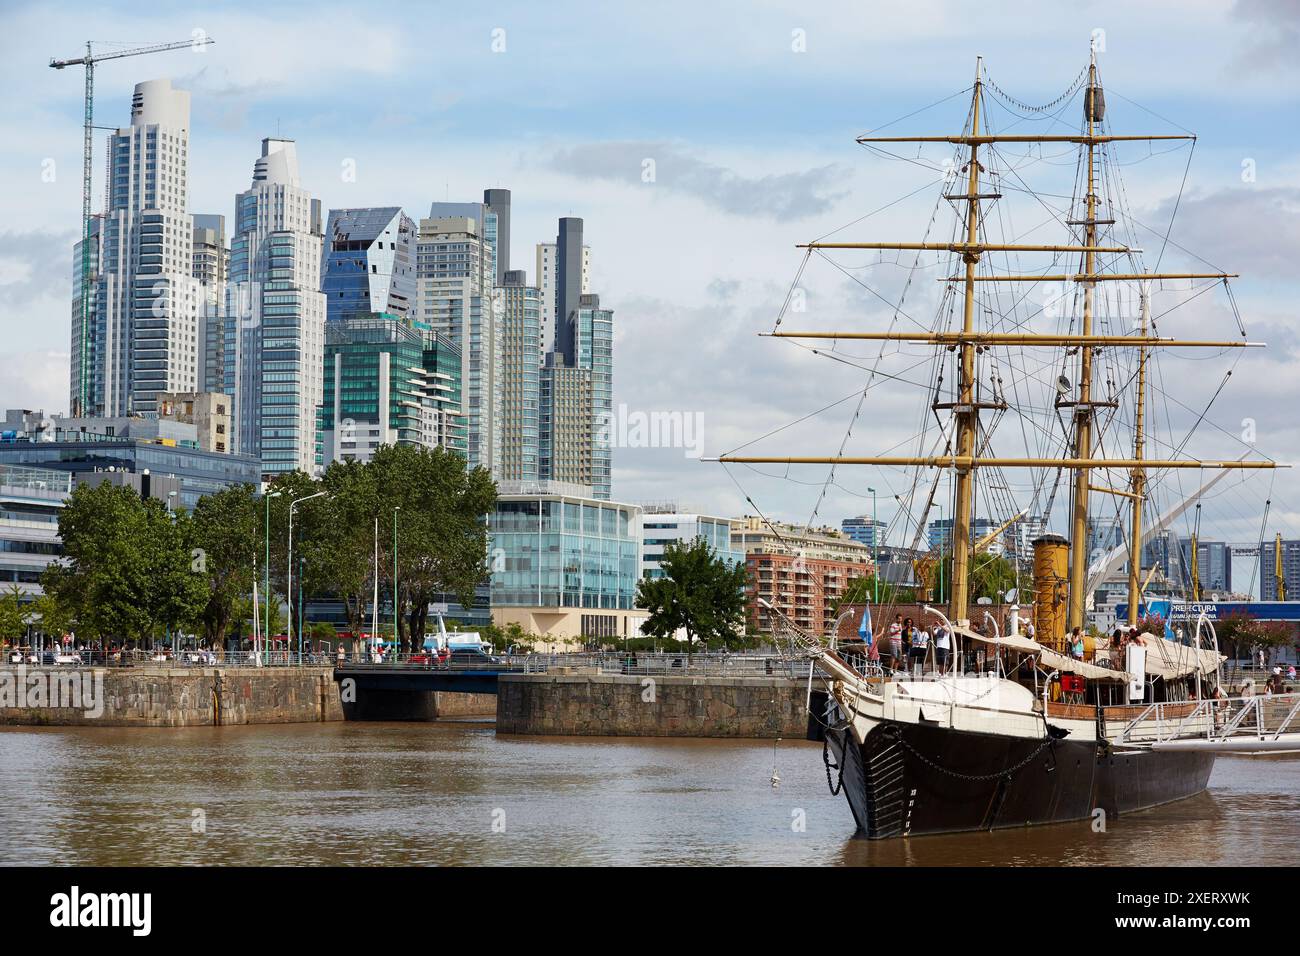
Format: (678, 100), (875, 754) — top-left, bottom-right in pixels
(488, 480), (644, 643)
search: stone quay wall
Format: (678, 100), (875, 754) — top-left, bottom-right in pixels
(496, 672), (809, 738)
(0, 666), (343, 727)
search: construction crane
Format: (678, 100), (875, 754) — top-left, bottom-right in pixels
(50, 36), (215, 416)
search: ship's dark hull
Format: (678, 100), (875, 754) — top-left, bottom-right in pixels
(825, 716), (1216, 839)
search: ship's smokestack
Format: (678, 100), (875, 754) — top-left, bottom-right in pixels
(1032, 534), (1069, 651)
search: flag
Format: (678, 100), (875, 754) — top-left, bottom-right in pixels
(858, 602), (872, 645)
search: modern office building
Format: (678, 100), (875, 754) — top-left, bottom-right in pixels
(192, 214), (228, 396)
(319, 314), (463, 465)
(225, 137), (326, 477)
(927, 516), (1000, 552)
(487, 480), (645, 643)
(192, 214), (228, 293)
(483, 188), (511, 282)
(1088, 515), (1125, 563)
(576, 294), (614, 500)
(0, 464), (72, 600)
(640, 510), (744, 580)
(535, 234), (590, 360)
(321, 207), (416, 323)
(0, 409), (259, 511)
(498, 271), (541, 481)
(78, 79), (205, 418)
(1003, 513), (1047, 562)
(1143, 529), (1189, 589)
(841, 515), (888, 548)
(1186, 539), (1231, 594)
(70, 217), (102, 417)
(1257, 538), (1300, 600)
(416, 211), (499, 473)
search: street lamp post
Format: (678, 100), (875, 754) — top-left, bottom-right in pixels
(264, 490), (281, 666)
(393, 506), (401, 656)
(288, 491), (326, 664)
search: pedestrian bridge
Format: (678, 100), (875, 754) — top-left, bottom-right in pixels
(333, 653), (807, 697)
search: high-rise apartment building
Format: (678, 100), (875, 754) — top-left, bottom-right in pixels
(576, 294), (613, 500)
(537, 292), (613, 499)
(498, 270), (541, 481)
(226, 138), (325, 477)
(416, 208), (499, 472)
(80, 79), (204, 418)
(193, 214), (228, 401)
(535, 229), (591, 359)
(539, 355), (591, 489)
(841, 515), (888, 547)
(483, 188), (511, 283)
(321, 207), (416, 323)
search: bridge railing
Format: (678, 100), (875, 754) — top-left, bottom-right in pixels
(4, 649), (339, 669)
(1116, 692), (1300, 744)
(332, 651), (809, 678)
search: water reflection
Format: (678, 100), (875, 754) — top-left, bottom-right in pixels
(0, 724), (1294, 866)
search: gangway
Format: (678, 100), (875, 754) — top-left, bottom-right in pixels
(1116, 692), (1300, 753)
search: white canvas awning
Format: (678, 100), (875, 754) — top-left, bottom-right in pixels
(955, 627), (1131, 682)
(1095, 638), (1222, 680)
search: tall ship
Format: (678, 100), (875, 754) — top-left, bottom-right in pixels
(717, 52), (1290, 838)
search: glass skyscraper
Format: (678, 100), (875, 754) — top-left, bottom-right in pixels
(321, 207), (416, 323)
(225, 138), (325, 477)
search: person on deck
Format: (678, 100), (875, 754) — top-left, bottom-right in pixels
(910, 624), (930, 674)
(888, 615), (904, 672)
(1069, 627), (1084, 660)
(934, 624), (951, 674)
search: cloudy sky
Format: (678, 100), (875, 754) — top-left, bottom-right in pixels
(2, 0), (1297, 556)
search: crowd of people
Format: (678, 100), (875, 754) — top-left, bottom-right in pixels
(868, 614), (954, 674)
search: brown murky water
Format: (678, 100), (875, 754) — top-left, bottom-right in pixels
(0, 722), (1295, 866)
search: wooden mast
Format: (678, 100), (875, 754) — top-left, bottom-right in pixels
(718, 52), (1285, 640)
(1126, 288), (1149, 625)
(949, 56), (984, 626)
(1067, 53), (1101, 632)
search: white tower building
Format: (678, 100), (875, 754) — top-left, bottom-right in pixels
(535, 240), (590, 359)
(226, 138), (325, 476)
(83, 79), (203, 416)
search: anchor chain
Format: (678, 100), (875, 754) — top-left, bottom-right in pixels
(822, 735), (847, 796)
(893, 732), (1054, 783)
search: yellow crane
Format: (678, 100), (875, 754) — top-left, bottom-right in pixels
(50, 36), (215, 415)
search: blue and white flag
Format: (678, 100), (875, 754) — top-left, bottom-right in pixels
(858, 601), (872, 645)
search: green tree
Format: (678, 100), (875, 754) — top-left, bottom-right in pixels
(970, 553), (1016, 602)
(636, 538), (748, 651)
(369, 443), (497, 654)
(316, 459), (380, 637)
(43, 482), (206, 645)
(264, 471), (325, 636)
(30, 590), (73, 641)
(0, 586), (29, 645)
(191, 483), (259, 647)
(1244, 618), (1292, 666)
(1214, 609), (1255, 668)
